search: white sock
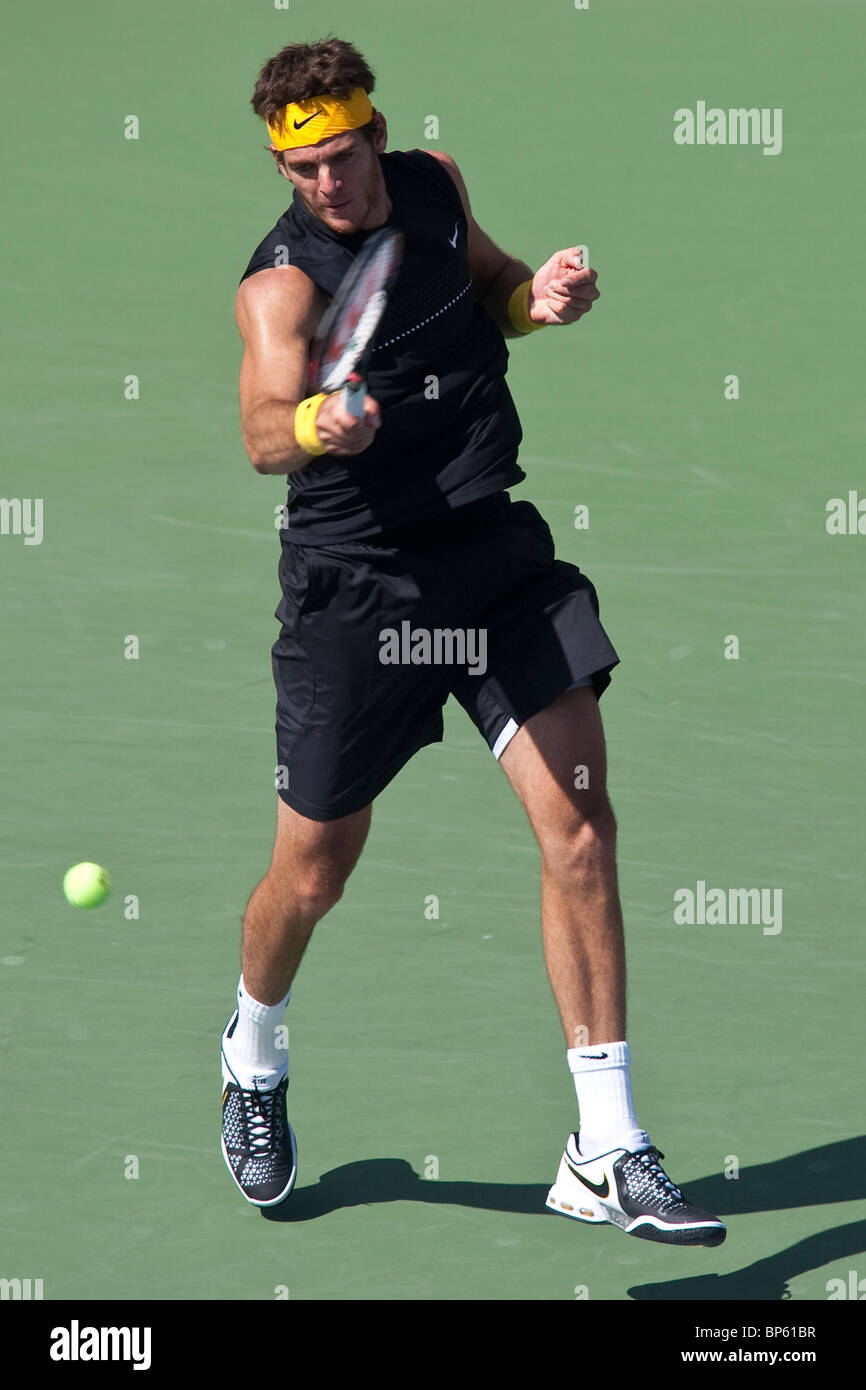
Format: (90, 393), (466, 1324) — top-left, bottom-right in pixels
(566, 1041), (650, 1159)
(224, 975), (291, 1089)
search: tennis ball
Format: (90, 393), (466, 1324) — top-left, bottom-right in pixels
(63, 862), (111, 909)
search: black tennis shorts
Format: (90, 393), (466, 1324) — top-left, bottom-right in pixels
(271, 490), (620, 820)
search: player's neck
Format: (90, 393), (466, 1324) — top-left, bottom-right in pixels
(356, 166), (392, 231)
(363, 196), (393, 230)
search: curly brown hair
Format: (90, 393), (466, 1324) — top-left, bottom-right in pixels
(251, 36), (377, 143)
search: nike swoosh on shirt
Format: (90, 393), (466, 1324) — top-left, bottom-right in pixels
(448, 221), (459, 247)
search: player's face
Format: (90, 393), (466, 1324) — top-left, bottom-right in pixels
(277, 119), (388, 233)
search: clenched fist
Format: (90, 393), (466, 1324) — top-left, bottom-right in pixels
(314, 391), (382, 455)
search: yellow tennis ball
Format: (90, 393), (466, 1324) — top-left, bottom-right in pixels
(63, 862), (111, 909)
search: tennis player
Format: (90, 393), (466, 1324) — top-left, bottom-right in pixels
(221, 36), (726, 1247)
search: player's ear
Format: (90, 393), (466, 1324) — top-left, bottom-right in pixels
(270, 146), (290, 179)
(371, 111), (387, 154)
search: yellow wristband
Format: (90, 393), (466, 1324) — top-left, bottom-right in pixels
(294, 393), (329, 456)
(507, 279), (544, 334)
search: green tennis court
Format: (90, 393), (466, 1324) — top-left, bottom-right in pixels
(1, 0), (863, 1303)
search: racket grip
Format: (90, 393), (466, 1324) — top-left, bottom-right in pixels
(341, 374), (366, 420)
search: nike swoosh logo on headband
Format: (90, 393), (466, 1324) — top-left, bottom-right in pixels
(293, 111), (322, 129)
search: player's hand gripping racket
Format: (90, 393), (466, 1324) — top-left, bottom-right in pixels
(306, 227), (404, 420)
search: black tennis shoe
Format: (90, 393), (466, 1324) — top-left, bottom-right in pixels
(220, 1012), (297, 1207)
(546, 1132), (726, 1246)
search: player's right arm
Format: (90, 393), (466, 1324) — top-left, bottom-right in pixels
(235, 267), (380, 474)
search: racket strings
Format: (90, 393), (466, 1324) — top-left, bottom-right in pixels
(321, 289), (388, 389)
(309, 230), (404, 395)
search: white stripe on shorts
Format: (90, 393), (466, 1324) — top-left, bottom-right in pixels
(492, 676), (594, 761)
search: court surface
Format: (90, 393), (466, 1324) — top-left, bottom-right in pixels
(1, 0), (863, 1300)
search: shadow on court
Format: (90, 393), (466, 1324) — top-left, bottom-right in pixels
(628, 1219), (866, 1301)
(262, 1135), (864, 1220)
(262, 1156), (549, 1221)
(261, 1138), (866, 1299)
(677, 1136), (865, 1217)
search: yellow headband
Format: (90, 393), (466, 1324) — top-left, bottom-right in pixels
(267, 86), (374, 151)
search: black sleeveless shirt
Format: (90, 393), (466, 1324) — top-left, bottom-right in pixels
(239, 148), (526, 544)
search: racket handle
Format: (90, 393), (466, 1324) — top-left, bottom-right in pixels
(341, 374), (366, 420)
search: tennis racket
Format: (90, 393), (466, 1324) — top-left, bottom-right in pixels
(306, 227), (404, 420)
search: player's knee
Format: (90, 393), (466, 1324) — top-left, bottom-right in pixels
(264, 855), (344, 919)
(578, 798), (617, 850)
(284, 871), (347, 920)
(270, 802), (370, 916)
(542, 800), (617, 877)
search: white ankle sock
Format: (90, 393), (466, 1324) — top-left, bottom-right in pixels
(566, 1040), (650, 1158)
(224, 976), (291, 1088)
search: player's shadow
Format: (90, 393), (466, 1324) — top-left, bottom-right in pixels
(627, 1219), (866, 1301)
(670, 1136), (865, 1218)
(262, 1155), (545, 1222)
(263, 1137), (866, 1299)
(263, 1135), (864, 1242)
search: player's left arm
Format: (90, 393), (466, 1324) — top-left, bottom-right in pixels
(424, 149), (599, 336)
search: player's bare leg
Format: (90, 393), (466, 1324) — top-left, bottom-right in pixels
(220, 799), (371, 1206)
(499, 686), (725, 1244)
(498, 685), (624, 1047)
(242, 798), (373, 1004)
